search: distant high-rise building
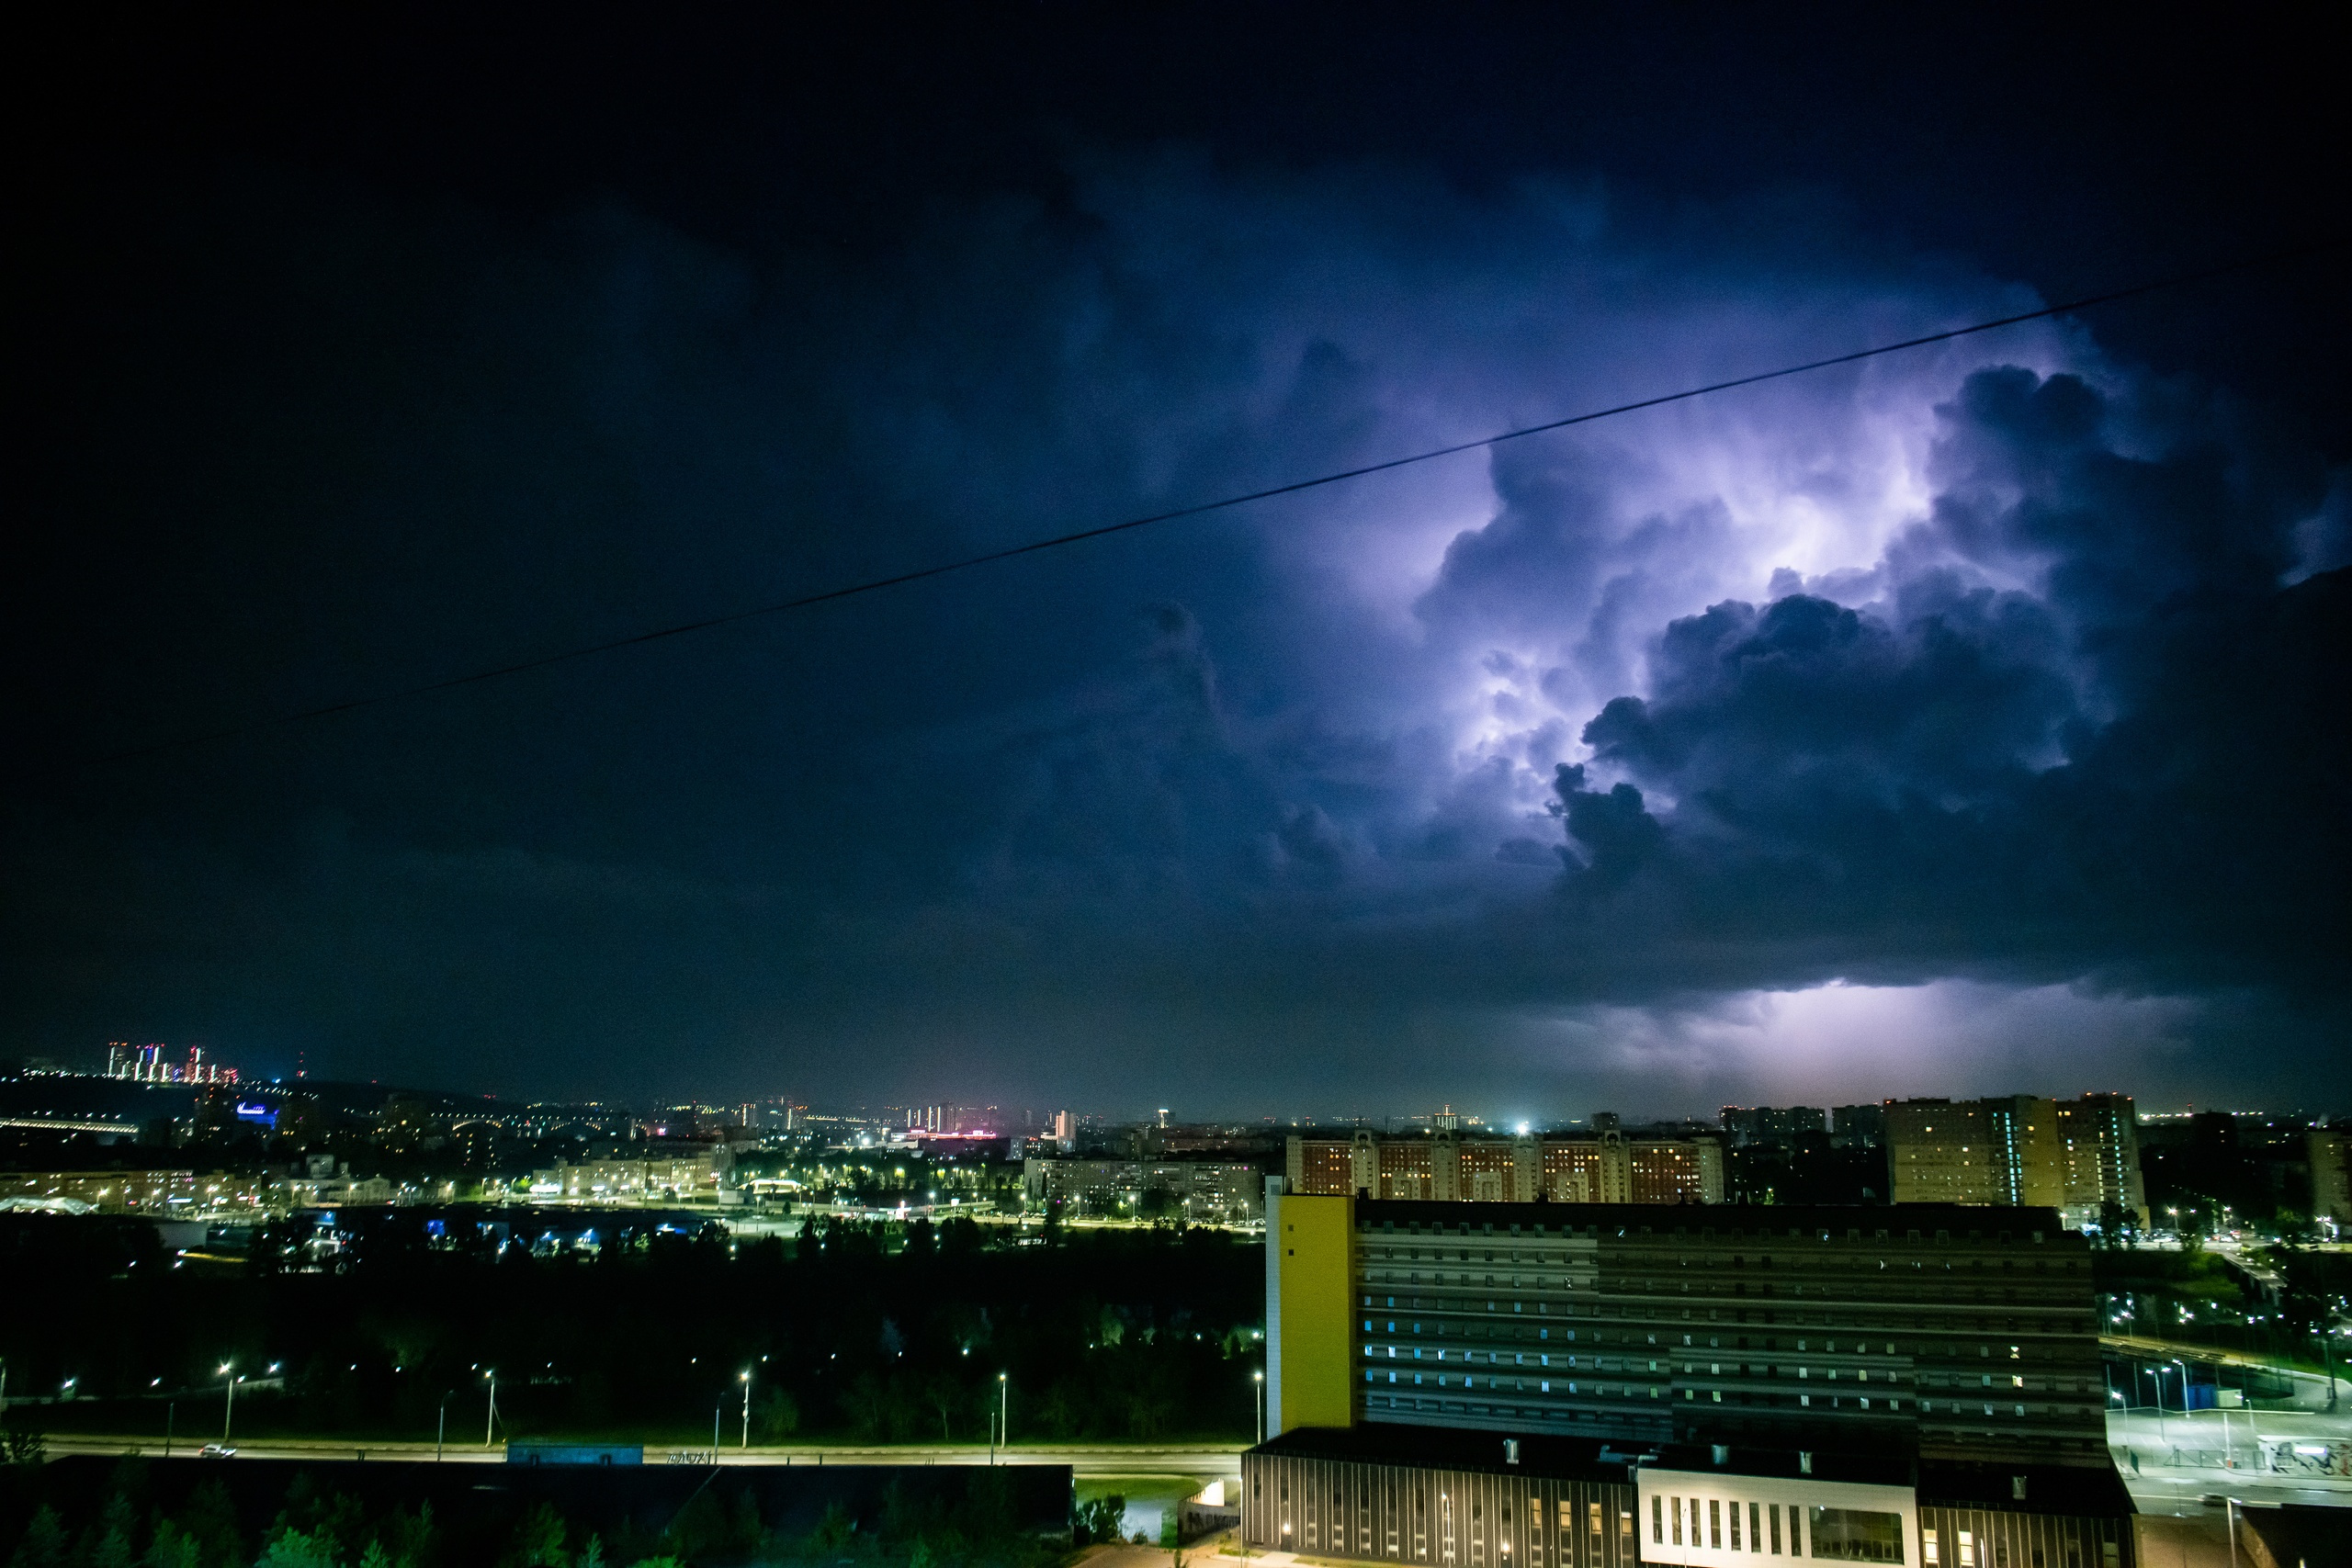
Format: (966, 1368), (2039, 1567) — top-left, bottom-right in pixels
(2311, 1127), (2352, 1227)
(1286, 1122), (1723, 1206)
(1887, 1095), (2144, 1229)
(103, 1041), (234, 1085)
(1830, 1103), (1885, 1146)
(2053, 1094), (2145, 1230)
(1719, 1106), (1828, 1146)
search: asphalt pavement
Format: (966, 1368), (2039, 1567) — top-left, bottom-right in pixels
(42, 1435), (1243, 1478)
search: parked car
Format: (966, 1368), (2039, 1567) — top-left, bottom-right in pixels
(198, 1443), (236, 1459)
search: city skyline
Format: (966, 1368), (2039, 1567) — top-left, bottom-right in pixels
(13, 1041), (2317, 1130)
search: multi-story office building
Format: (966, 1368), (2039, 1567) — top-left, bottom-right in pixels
(1250, 1186), (2134, 1567)
(1287, 1123), (1724, 1208)
(1268, 1190), (2107, 1466)
(1886, 1096), (2145, 1230)
(1242, 1426), (2134, 1568)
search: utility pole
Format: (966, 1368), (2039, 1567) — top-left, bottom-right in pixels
(438, 1393), (449, 1460)
(713, 1403), (722, 1459)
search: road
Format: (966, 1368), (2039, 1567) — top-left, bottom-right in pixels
(2103, 1333), (2346, 1400)
(2109, 1405), (2352, 1513)
(42, 1435), (1243, 1480)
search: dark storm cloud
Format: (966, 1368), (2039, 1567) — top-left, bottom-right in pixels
(1555, 368), (2348, 998)
(6, 140), (2346, 1112)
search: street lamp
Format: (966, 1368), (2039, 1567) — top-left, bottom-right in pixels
(1254, 1371), (1265, 1446)
(483, 1370), (499, 1449)
(220, 1364), (243, 1444)
(997, 1373), (1009, 1465)
(741, 1371), (752, 1450)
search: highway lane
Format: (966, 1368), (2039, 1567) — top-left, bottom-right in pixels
(43, 1436), (1242, 1479)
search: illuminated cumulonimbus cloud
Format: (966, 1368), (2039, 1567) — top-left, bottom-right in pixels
(899, 156), (2344, 1081)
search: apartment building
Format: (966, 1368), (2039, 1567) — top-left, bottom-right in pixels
(1717, 1108), (1827, 1146)
(2312, 1127), (2352, 1227)
(0, 1168), (270, 1214)
(1021, 1156), (1263, 1224)
(1287, 1124), (1724, 1208)
(526, 1153), (729, 1201)
(1886, 1096), (2145, 1229)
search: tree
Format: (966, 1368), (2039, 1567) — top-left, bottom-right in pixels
(500, 1506), (568, 1568)
(256, 1531), (340, 1568)
(2, 1423), (46, 1468)
(1075, 1496), (1126, 1547)
(146, 1523), (201, 1568)
(7, 1506), (66, 1568)
(753, 1389), (799, 1441)
(922, 1373), (962, 1441)
(92, 1493), (139, 1568)
(177, 1482), (243, 1568)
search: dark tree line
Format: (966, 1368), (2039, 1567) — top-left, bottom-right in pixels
(0, 1455), (1069, 1568)
(1, 1214), (1262, 1445)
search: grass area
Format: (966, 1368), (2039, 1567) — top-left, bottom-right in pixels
(1071, 1476), (1224, 1549)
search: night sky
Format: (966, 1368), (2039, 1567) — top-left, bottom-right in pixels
(7, 7), (2347, 1116)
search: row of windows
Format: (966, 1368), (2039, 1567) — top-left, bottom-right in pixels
(1360, 1312), (2080, 1365)
(1365, 1246), (2075, 1276)
(1357, 1219), (2058, 1247)
(1357, 1301), (2098, 1353)
(1363, 1339), (1936, 1385)
(1363, 1370), (2071, 1425)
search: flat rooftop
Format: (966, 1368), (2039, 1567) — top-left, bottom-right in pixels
(1251, 1426), (2132, 1517)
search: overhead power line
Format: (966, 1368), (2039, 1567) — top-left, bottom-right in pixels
(85, 241), (2328, 768)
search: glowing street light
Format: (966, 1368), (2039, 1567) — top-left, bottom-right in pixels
(220, 1364), (243, 1444)
(483, 1369), (499, 1449)
(741, 1370), (752, 1450)
(1254, 1371), (1266, 1445)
